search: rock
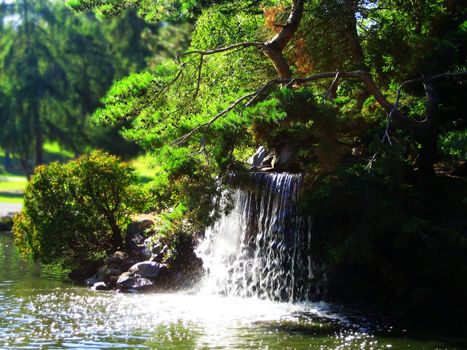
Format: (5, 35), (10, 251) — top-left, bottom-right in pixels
(125, 220), (154, 256)
(85, 276), (102, 287)
(184, 254), (203, 274)
(104, 251), (139, 271)
(248, 146), (268, 167)
(147, 241), (169, 262)
(105, 251), (129, 265)
(249, 146), (274, 171)
(96, 266), (122, 283)
(116, 272), (154, 291)
(128, 261), (166, 279)
(69, 259), (102, 282)
(272, 144), (299, 171)
(91, 282), (108, 291)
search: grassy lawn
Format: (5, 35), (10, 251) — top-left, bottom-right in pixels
(129, 154), (156, 184)
(0, 175), (27, 204)
(43, 141), (75, 160)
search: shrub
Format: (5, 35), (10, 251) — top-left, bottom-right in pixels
(13, 151), (145, 269)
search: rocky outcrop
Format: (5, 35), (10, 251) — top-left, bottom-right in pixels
(125, 220), (154, 258)
(115, 261), (168, 292)
(271, 144), (300, 172)
(84, 219), (203, 293)
(116, 272), (154, 291)
(248, 145), (300, 172)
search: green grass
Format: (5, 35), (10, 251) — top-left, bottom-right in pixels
(0, 142), (74, 177)
(0, 195), (23, 204)
(0, 180), (27, 191)
(43, 141), (75, 159)
(0, 175), (27, 204)
(129, 154), (157, 184)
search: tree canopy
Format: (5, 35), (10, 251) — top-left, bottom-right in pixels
(68, 0), (465, 179)
(0, 0), (174, 173)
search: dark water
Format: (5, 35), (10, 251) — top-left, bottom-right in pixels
(0, 233), (463, 349)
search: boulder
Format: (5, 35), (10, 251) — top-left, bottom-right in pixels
(104, 251), (139, 271)
(85, 276), (102, 287)
(105, 251), (129, 265)
(128, 261), (167, 279)
(91, 282), (109, 291)
(96, 266), (122, 284)
(147, 241), (169, 262)
(248, 146), (274, 171)
(116, 272), (154, 291)
(248, 146), (268, 167)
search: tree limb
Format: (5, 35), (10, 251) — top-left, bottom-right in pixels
(176, 42), (265, 61)
(172, 70), (467, 147)
(172, 91), (256, 146)
(264, 0), (305, 79)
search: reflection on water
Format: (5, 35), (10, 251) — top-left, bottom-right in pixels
(0, 233), (462, 349)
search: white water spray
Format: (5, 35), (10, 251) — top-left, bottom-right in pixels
(198, 173), (317, 302)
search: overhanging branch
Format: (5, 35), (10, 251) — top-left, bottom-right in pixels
(172, 70), (467, 147)
(172, 91), (256, 146)
(176, 42), (265, 61)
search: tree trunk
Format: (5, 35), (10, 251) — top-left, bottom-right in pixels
(32, 102), (43, 166)
(3, 151), (11, 170)
(416, 127), (437, 176)
(343, 0), (366, 69)
(415, 79), (439, 176)
(109, 218), (123, 251)
(264, 0), (305, 80)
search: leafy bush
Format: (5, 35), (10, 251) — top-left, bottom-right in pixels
(13, 151), (145, 269)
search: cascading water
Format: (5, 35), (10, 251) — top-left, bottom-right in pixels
(198, 172), (317, 302)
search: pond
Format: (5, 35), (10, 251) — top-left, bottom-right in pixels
(0, 233), (463, 349)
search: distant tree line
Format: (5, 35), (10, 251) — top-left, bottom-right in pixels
(0, 0), (190, 175)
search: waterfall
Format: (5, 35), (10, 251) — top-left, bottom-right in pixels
(198, 172), (316, 302)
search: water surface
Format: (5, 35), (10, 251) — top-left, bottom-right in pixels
(0, 234), (463, 349)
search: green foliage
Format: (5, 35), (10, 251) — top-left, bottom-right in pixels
(440, 130), (467, 160)
(0, 1), (160, 172)
(67, 0), (200, 22)
(36, 0), (466, 327)
(13, 151), (144, 269)
(145, 204), (194, 267)
(300, 155), (467, 316)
